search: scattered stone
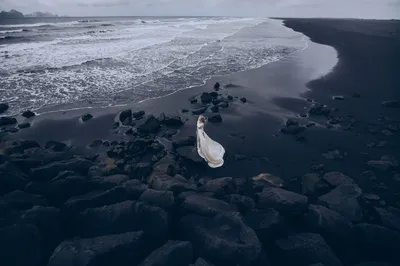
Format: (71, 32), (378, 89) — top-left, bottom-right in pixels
(354, 223), (400, 263)
(125, 162), (152, 181)
(227, 95), (233, 101)
(322, 172), (354, 187)
(275, 233), (343, 266)
(224, 194), (255, 213)
(322, 150), (345, 160)
(332, 95), (344, 100)
(281, 124), (306, 135)
(309, 103), (330, 116)
(234, 154), (246, 161)
(181, 194), (237, 217)
(179, 212), (261, 266)
(138, 115), (161, 134)
(48, 231), (149, 266)
(190, 99), (198, 104)
(258, 187), (308, 216)
(139, 240), (192, 266)
(133, 110), (145, 119)
(122, 180), (148, 199)
(21, 110), (36, 118)
(213, 82), (220, 90)
(90, 174), (129, 190)
(318, 184), (363, 223)
(301, 174), (330, 196)
(209, 92), (218, 98)
(244, 208), (284, 242)
(381, 100), (400, 108)
(201, 93), (213, 104)
(18, 122), (30, 129)
(0, 116), (17, 126)
(89, 139), (103, 148)
(181, 109), (189, 113)
(81, 113), (93, 122)
(367, 155), (398, 171)
(240, 97), (247, 103)
(208, 114), (222, 123)
(363, 194), (380, 201)
(0, 103), (9, 114)
(253, 173), (284, 188)
(192, 107), (207, 115)
(0, 190), (48, 213)
(352, 93), (361, 98)
(7, 127), (18, 133)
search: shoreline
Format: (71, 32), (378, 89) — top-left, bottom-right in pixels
(1, 18), (400, 266)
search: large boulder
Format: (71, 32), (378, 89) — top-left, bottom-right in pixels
(172, 136), (196, 149)
(181, 194), (237, 217)
(161, 115), (184, 127)
(176, 146), (203, 164)
(48, 231), (149, 266)
(200, 93), (213, 104)
(30, 158), (93, 182)
(138, 240), (192, 266)
(193, 257), (215, 266)
(224, 194), (255, 213)
(301, 174), (330, 196)
(244, 208), (285, 242)
(122, 179), (148, 199)
(20, 206), (63, 265)
(22, 110), (36, 118)
(258, 187), (308, 216)
(354, 223), (400, 263)
(252, 173), (285, 189)
(119, 109), (132, 123)
(76, 201), (169, 245)
(0, 190), (48, 214)
(0, 103), (9, 114)
(139, 189), (175, 210)
(322, 172), (354, 187)
(0, 224), (43, 266)
(318, 184), (363, 223)
(274, 233), (343, 266)
(138, 115), (161, 134)
(179, 212), (261, 266)
(0, 116), (17, 126)
(89, 174), (129, 190)
(375, 207), (400, 232)
(149, 174), (197, 194)
(0, 162), (29, 195)
(303, 205), (355, 262)
(201, 177), (235, 196)
(64, 186), (130, 213)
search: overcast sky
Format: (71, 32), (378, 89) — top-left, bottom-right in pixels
(1, 0), (399, 18)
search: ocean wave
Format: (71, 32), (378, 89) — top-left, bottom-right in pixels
(1, 21), (80, 29)
(78, 19), (102, 23)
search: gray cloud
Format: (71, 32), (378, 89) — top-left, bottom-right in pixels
(0, 0), (399, 18)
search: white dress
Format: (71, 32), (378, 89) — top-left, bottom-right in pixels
(196, 115), (225, 168)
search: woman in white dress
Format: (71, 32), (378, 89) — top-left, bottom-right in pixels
(196, 115), (225, 168)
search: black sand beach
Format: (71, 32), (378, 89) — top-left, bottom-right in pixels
(1, 18), (400, 266)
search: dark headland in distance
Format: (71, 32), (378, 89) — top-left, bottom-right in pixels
(1, 18), (400, 266)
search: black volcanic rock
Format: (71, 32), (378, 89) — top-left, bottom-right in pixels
(181, 194), (236, 217)
(22, 110), (35, 118)
(119, 109), (132, 123)
(18, 122), (30, 129)
(258, 187), (308, 216)
(48, 231), (149, 266)
(275, 233), (343, 266)
(179, 212), (261, 266)
(213, 82), (220, 90)
(0, 116), (17, 126)
(81, 113), (93, 122)
(0, 103), (9, 114)
(138, 240), (193, 266)
(208, 114), (222, 123)
(381, 100), (400, 108)
(200, 93), (213, 104)
(138, 115), (161, 133)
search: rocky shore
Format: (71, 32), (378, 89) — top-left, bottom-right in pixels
(1, 18), (400, 266)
